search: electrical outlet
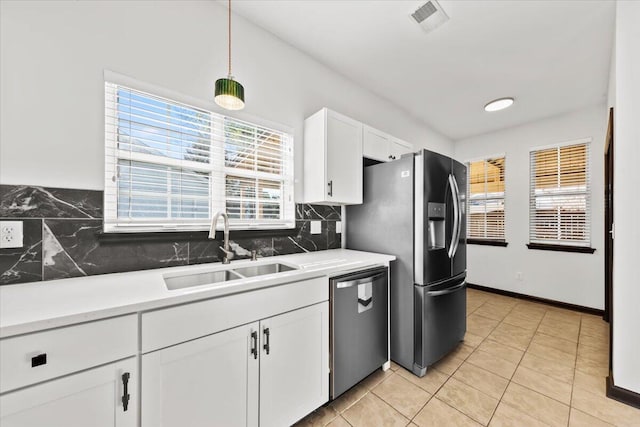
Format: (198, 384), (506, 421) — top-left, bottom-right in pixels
(0, 221), (24, 249)
(310, 220), (322, 235)
(516, 272), (523, 281)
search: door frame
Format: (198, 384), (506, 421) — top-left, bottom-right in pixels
(604, 107), (614, 370)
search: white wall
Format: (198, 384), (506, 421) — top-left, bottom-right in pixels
(0, 0), (452, 194)
(611, 0), (640, 395)
(454, 105), (607, 309)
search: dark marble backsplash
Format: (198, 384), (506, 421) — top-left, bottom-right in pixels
(0, 185), (342, 285)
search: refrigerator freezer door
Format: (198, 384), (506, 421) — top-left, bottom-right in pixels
(451, 159), (467, 278)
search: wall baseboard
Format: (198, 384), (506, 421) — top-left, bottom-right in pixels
(607, 372), (640, 409)
(467, 283), (604, 316)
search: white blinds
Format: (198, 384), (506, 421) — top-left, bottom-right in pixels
(467, 156), (506, 241)
(104, 82), (294, 232)
(529, 140), (590, 246)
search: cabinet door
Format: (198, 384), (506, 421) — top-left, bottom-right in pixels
(363, 126), (391, 162)
(142, 322), (259, 427)
(389, 138), (413, 160)
(259, 302), (329, 427)
(326, 111), (363, 204)
(0, 358), (137, 427)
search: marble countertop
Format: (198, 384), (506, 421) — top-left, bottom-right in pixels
(0, 249), (395, 338)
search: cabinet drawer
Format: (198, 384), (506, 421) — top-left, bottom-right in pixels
(0, 315), (137, 393)
(142, 277), (328, 353)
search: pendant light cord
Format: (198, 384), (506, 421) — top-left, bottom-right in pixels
(228, 0), (232, 77)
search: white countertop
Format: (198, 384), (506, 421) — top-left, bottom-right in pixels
(0, 249), (394, 338)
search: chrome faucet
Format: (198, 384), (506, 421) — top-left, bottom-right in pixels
(209, 211), (234, 264)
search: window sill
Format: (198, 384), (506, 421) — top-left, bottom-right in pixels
(97, 228), (298, 243)
(526, 243), (596, 254)
(467, 239), (508, 247)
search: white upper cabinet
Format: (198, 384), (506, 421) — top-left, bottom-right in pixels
(363, 125), (414, 162)
(303, 108), (363, 205)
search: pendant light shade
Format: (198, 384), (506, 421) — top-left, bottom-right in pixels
(215, 0), (245, 110)
(215, 77), (245, 110)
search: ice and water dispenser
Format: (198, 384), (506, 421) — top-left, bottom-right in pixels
(427, 202), (446, 250)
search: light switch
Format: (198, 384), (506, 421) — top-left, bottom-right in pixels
(336, 221), (342, 234)
(310, 220), (322, 235)
(0, 221), (24, 249)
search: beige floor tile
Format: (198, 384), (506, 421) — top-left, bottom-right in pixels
(476, 339), (524, 364)
(325, 416), (352, 427)
(397, 367), (449, 395)
(473, 302), (513, 321)
(580, 320), (609, 339)
(467, 314), (501, 338)
(452, 362), (509, 399)
(573, 370), (607, 395)
(489, 402), (549, 427)
(576, 355), (609, 376)
(526, 341), (576, 367)
(488, 322), (534, 351)
(569, 408), (615, 427)
(501, 382), (570, 427)
(463, 332), (485, 348)
(360, 367), (394, 390)
(436, 377), (499, 425)
(511, 303), (546, 319)
(579, 333), (609, 352)
(571, 386), (640, 427)
(538, 319), (580, 343)
(372, 373), (431, 419)
(390, 361), (401, 371)
(502, 312), (541, 331)
(432, 353), (465, 375)
(294, 405), (339, 426)
(413, 397), (481, 427)
(578, 342), (609, 364)
(449, 342), (475, 360)
(545, 308), (582, 324)
(532, 332), (578, 355)
(467, 349), (519, 379)
(342, 393), (408, 427)
(520, 352), (575, 384)
(329, 384), (368, 413)
(511, 365), (572, 405)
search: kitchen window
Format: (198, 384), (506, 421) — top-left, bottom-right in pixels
(528, 139), (593, 252)
(466, 155), (506, 244)
(104, 82), (294, 233)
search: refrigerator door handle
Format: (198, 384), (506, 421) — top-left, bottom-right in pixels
(447, 174), (459, 259)
(425, 281), (466, 297)
(450, 174), (462, 258)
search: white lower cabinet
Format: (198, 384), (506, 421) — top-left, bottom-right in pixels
(260, 302), (329, 427)
(141, 302), (329, 427)
(0, 357), (137, 427)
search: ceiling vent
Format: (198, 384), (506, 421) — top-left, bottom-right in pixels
(411, 1), (449, 34)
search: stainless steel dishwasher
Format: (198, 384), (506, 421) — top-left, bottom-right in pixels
(330, 266), (388, 399)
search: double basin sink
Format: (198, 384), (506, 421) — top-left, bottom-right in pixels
(164, 262), (297, 291)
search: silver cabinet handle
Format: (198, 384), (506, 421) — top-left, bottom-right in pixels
(336, 272), (386, 288)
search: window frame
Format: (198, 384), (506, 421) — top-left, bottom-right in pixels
(528, 138), (593, 251)
(103, 76), (294, 233)
(465, 154), (507, 245)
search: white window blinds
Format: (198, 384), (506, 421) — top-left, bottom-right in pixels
(467, 156), (506, 241)
(529, 140), (590, 246)
(104, 82), (294, 232)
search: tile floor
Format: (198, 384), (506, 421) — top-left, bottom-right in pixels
(295, 288), (640, 427)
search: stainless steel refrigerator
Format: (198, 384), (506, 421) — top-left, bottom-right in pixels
(346, 149), (467, 377)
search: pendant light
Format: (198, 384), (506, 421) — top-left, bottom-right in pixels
(215, 0), (245, 110)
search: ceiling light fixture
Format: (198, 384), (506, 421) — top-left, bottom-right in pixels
(484, 97), (514, 112)
(215, 0), (245, 111)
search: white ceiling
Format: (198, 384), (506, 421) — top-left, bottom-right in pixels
(229, 0), (615, 140)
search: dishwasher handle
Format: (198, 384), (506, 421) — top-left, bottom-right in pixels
(336, 272), (386, 289)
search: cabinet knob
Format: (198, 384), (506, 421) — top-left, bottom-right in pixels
(31, 353), (47, 367)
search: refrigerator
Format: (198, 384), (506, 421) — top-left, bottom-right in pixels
(346, 149), (467, 377)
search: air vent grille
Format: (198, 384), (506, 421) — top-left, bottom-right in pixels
(412, 2), (438, 24)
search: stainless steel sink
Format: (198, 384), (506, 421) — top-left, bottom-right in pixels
(164, 269), (243, 290)
(231, 263), (297, 278)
